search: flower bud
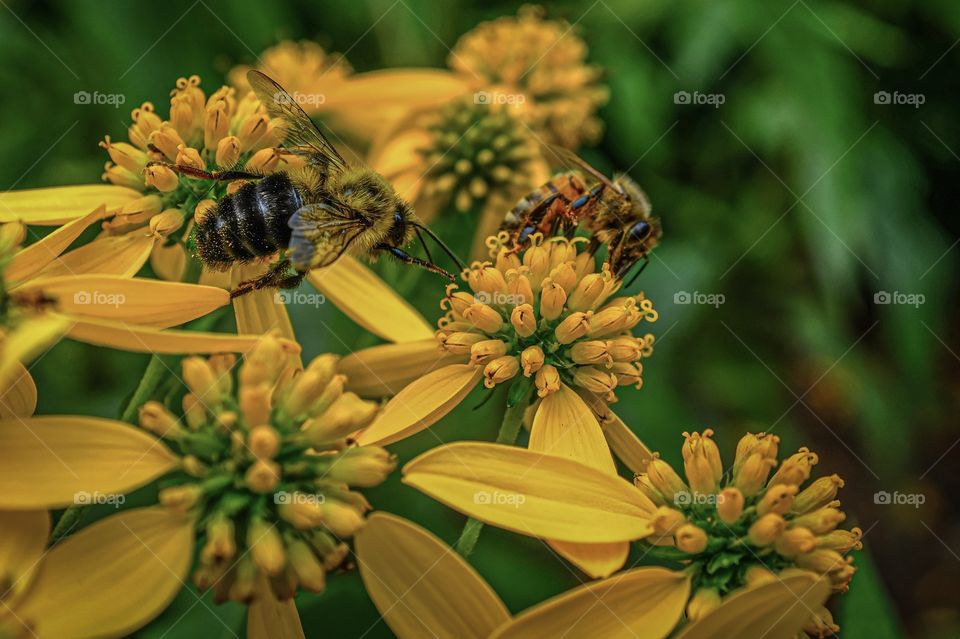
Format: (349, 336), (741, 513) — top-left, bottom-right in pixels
(326, 447), (397, 487)
(99, 136), (148, 173)
(675, 524), (708, 553)
(733, 452), (776, 496)
(523, 243), (550, 283)
(287, 540), (327, 593)
(607, 336), (642, 362)
(439, 331), (486, 354)
(144, 164), (179, 192)
(572, 366), (617, 399)
(817, 527), (863, 553)
(686, 588), (721, 622)
(554, 312), (589, 344)
(320, 499), (367, 537)
(506, 273), (533, 306)
(278, 496), (325, 530)
(646, 457), (688, 500)
(462, 303), (504, 333)
(567, 273), (607, 311)
(768, 448), (818, 486)
(549, 263), (577, 293)
(302, 392), (378, 444)
(569, 340), (611, 366)
(470, 339), (508, 365)
(249, 518), (286, 576)
(466, 264), (509, 296)
(175, 144), (205, 170)
(182, 393), (208, 430)
(748, 513), (786, 546)
(202, 514), (237, 565)
(733, 432), (779, 474)
(803, 607), (840, 638)
(793, 474), (844, 514)
(610, 362), (642, 388)
(539, 279), (567, 320)
(716, 487), (744, 524)
(587, 303), (637, 338)
(651, 506), (685, 536)
(248, 425), (280, 459)
(484, 356), (520, 388)
(535, 364), (561, 397)
(682, 430), (722, 494)
(757, 484), (797, 516)
(634, 474), (666, 506)
(774, 526), (817, 558)
(149, 124), (185, 160)
(790, 506), (846, 535)
(216, 135), (242, 168)
(796, 548), (847, 575)
(520, 345), (545, 376)
(159, 484), (203, 513)
(182, 357), (221, 404)
(138, 401), (185, 439)
(510, 304), (537, 337)
(743, 565), (777, 587)
(245, 459), (281, 493)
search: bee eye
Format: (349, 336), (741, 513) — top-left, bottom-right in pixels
(629, 221), (650, 241)
(394, 210), (404, 224)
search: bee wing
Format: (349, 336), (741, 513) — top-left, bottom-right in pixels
(543, 145), (619, 193)
(246, 70), (348, 174)
(288, 202), (370, 270)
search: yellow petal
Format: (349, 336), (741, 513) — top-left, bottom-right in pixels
(402, 442), (653, 543)
(0, 184), (141, 225)
(247, 575), (306, 639)
(339, 338), (465, 398)
(530, 384), (629, 578)
(14, 507), (193, 638)
(579, 390), (655, 474)
(17, 275), (228, 328)
(231, 264), (296, 341)
(62, 314), (273, 353)
(492, 567), (691, 639)
(357, 512), (510, 639)
(0, 415), (178, 508)
(355, 364), (481, 446)
(0, 314), (71, 383)
(33, 232), (156, 278)
(368, 127), (433, 180)
(675, 572), (830, 639)
(0, 510), (50, 602)
(4, 206), (110, 284)
(0, 363), (37, 419)
(307, 255), (433, 343)
(150, 240), (188, 282)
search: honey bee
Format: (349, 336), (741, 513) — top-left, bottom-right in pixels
(150, 71), (461, 297)
(501, 149), (661, 284)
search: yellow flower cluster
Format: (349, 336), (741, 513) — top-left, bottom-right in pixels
(139, 334), (395, 602)
(99, 75), (293, 234)
(228, 40), (352, 99)
(449, 5), (609, 148)
(637, 430), (860, 637)
(437, 233), (656, 401)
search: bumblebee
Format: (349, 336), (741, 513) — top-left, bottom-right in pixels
(150, 71), (460, 297)
(501, 149), (661, 284)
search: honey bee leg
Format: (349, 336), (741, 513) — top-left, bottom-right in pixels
(378, 244), (456, 281)
(146, 161), (260, 182)
(229, 259), (302, 298)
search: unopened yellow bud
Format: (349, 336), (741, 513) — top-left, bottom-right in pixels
(249, 425), (281, 459)
(159, 484), (203, 513)
(470, 339), (508, 365)
(734, 432), (779, 474)
(646, 457), (688, 501)
(569, 340), (611, 366)
(549, 262), (577, 293)
(803, 606), (840, 638)
(571, 366), (617, 399)
(237, 113), (271, 151)
(462, 303), (504, 333)
(442, 287), (476, 317)
(793, 474), (844, 514)
(440, 331), (486, 354)
(681, 430), (722, 494)
(634, 473), (666, 506)
(716, 487), (745, 524)
(796, 548), (848, 575)
(607, 336), (642, 362)
(675, 523), (708, 553)
(249, 518), (286, 576)
(204, 102), (230, 150)
(743, 565), (777, 587)
(567, 273), (607, 311)
(775, 526), (817, 558)
(651, 506), (686, 536)
(99, 136), (148, 173)
(555, 311), (590, 344)
(182, 357), (221, 404)
(587, 303), (636, 338)
(201, 514), (236, 565)
(523, 244), (550, 283)
(278, 495), (325, 530)
(757, 484), (797, 516)
(216, 135), (242, 167)
(610, 362), (642, 388)
(246, 147), (281, 173)
(306, 392), (379, 442)
(149, 124), (185, 161)
(326, 447), (396, 487)
(175, 144), (205, 170)
(182, 393), (207, 430)
(138, 401), (184, 439)
(791, 506), (846, 535)
(506, 273), (534, 306)
(466, 264), (509, 296)
(748, 513), (786, 546)
(733, 452), (776, 496)
(686, 587), (721, 622)
(321, 499), (367, 537)
(510, 304), (537, 337)
(535, 364), (561, 397)
(287, 540), (327, 593)
(769, 448), (819, 486)
(539, 279), (567, 320)
(245, 459), (281, 493)
(817, 527), (863, 553)
(144, 164), (179, 192)
(520, 345), (545, 376)
(484, 356), (520, 388)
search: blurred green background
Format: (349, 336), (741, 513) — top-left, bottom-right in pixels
(2, 0), (958, 637)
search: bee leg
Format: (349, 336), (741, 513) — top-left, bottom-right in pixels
(378, 244), (455, 281)
(229, 259), (303, 298)
(146, 161), (261, 182)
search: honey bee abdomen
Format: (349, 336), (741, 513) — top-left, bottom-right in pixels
(195, 173), (301, 268)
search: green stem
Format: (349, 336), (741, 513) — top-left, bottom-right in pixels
(51, 354), (169, 546)
(454, 379), (534, 557)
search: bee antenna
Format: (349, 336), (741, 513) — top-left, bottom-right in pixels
(412, 222), (465, 272)
(413, 226), (435, 264)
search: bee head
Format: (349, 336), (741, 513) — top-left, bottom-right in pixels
(612, 174), (652, 219)
(333, 169), (415, 247)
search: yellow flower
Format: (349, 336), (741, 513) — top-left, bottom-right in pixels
(355, 511), (833, 639)
(449, 5), (609, 149)
(228, 40), (353, 100)
(0, 335), (394, 636)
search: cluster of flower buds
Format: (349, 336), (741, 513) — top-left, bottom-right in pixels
(436, 233), (656, 402)
(139, 334), (395, 602)
(635, 430), (860, 637)
(99, 75), (297, 235)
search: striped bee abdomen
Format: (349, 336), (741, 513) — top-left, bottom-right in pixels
(195, 173), (303, 268)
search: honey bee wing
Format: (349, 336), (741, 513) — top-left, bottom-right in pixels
(288, 202), (370, 270)
(246, 70), (347, 173)
(544, 145), (619, 192)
